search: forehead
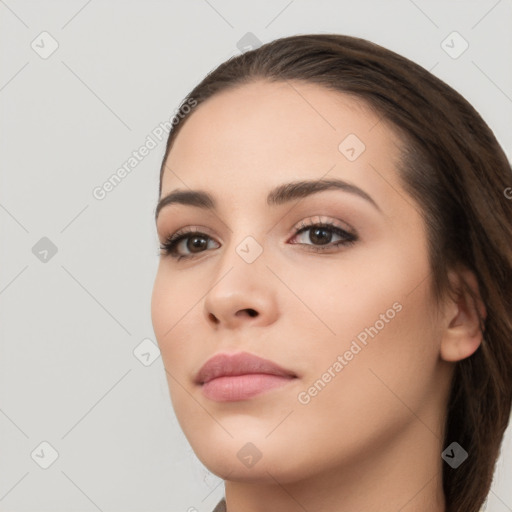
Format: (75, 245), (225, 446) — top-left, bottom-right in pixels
(160, 80), (405, 214)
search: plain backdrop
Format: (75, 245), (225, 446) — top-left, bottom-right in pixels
(1, 1), (511, 511)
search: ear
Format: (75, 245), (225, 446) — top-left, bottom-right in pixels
(440, 267), (487, 362)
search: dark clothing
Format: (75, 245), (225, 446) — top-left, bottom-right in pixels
(212, 497), (226, 512)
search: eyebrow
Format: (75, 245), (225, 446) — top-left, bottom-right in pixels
(154, 178), (381, 221)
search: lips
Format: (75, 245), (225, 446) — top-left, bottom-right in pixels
(195, 351), (297, 385)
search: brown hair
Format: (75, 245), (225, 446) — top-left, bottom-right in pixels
(157, 34), (512, 512)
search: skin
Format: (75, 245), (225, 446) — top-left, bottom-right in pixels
(151, 80), (485, 512)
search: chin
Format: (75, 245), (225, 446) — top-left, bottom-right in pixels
(184, 430), (319, 485)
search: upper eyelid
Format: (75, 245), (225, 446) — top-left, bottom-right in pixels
(161, 224), (216, 239)
(160, 213), (354, 235)
(161, 218), (352, 241)
(294, 216), (354, 232)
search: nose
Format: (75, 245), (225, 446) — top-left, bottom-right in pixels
(203, 236), (279, 329)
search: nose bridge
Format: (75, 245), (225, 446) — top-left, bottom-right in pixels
(212, 225), (267, 294)
(202, 219), (278, 327)
(220, 210), (269, 269)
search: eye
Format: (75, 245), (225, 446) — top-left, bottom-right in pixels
(159, 218), (358, 261)
(288, 219), (357, 253)
(159, 227), (219, 261)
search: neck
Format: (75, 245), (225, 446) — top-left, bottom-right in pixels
(223, 416), (446, 512)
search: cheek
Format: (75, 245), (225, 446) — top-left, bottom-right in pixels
(284, 281), (440, 471)
(287, 245), (427, 346)
(150, 265), (209, 390)
(290, 237), (440, 406)
(150, 270), (172, 345)
(150, 264), (196, 342)
(313, 280), (438, 405)
(150, 273), (195, 419)
(150, 268), (189, 372)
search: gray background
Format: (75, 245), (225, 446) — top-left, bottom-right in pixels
(1, 1), (511, 511)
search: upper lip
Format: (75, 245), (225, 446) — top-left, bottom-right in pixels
(195, 351), (297, 384)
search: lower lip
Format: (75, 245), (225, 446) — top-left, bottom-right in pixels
(201, 373), (296, 402)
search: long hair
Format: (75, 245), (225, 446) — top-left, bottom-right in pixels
(158, 34), (512, 512)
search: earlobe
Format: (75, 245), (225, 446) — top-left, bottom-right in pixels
(439, 267), (487, 363)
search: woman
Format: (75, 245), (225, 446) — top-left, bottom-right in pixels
(151, 34), (512, 512)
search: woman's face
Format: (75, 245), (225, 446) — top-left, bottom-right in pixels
(151, 80), (452, 484)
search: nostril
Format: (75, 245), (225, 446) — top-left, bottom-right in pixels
(235, 308), (258, 318)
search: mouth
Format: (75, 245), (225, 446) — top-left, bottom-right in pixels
(195, 351), (298, 402)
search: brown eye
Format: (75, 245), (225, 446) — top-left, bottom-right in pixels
(185, 234), (209, 253)
(290, 221), (357, 252)
(160, 231), (220, 260)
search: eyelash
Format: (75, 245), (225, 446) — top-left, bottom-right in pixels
(159, 220), (358, 261)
